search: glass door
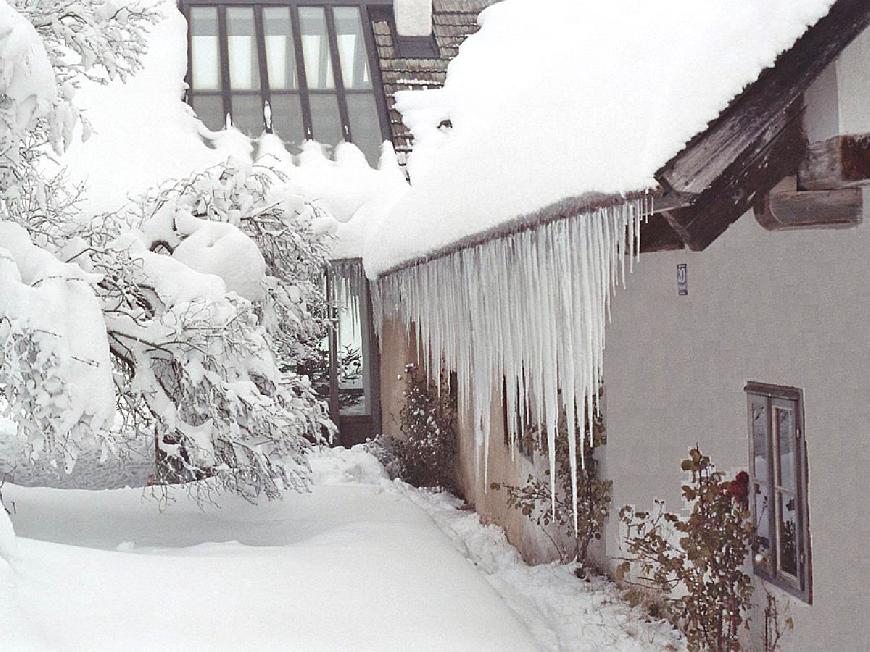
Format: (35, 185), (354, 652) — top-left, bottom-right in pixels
(326, 259), (380, 445)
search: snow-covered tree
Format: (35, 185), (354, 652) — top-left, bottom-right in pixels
(90, 162), (334, 497)
(134, 162), (333, 374)
(1, 0), (159, 190)
(0, 0), (124, 472)
(0, 0), (334, 499)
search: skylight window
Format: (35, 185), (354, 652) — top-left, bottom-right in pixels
(183, 2), (388, 165)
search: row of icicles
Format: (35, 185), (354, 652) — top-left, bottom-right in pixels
(372, 196), (651, 530)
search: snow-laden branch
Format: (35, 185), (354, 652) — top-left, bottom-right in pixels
(0, 222), (114, 471)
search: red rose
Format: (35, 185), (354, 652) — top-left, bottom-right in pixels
(727, 471), (749, 507)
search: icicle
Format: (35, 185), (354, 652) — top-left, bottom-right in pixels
(372, 198), (651, 530)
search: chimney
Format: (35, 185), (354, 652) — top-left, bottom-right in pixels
(394, 0), (433, 37)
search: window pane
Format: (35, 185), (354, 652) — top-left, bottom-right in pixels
(271, 93), (304, 146)
(754, 483), (772, 572)
(299, 7), (334, 90)
(346, 93), (382, 166)
(227, 7), (260, 90)
(231, 94), (264, 137)
(333, 7), (371, 90)
(191, 94), (224, 131)
(338, 304), (366, 416)
(775, 406), (797, 491)
(263, 7), (297, 90)
(334, 261), (370, 417)
(750, 396), (769, 483)
(777, 492), (799, 578)
(190, 7), (220, 90)
(309, 93), (342, 145)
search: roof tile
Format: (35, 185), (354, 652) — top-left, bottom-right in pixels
(369, 1), (499, 158)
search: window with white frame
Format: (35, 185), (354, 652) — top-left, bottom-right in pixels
(184, 1), (388, 165)
(745, 382), (812, 602)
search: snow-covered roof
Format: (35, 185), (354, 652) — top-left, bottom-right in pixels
(372, 0), (499, 162)
(363, 0), (837, 277)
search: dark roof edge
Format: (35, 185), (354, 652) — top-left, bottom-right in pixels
(656, 0), (870, 197)
(375, 189), (656, 279)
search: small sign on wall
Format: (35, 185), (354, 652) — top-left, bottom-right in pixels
(677, 264), (688, 295)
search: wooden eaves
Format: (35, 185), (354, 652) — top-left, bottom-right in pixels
(646, 0), (870, 252)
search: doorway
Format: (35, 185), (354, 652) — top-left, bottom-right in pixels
(326, 258), (381, 446)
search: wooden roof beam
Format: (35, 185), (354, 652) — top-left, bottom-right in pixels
(639, 212), (685, 253)
(652, 0), (870, 251)
(798, 133), (870, 190)
(657, 0), (870, 198)
(660, 100), (807, 251)
(756, 175), (863, 230)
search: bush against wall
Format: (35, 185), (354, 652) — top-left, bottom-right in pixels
(617, 448), (754, 652)
(395, 363), (458, 492)
(492, 400), (611, 566)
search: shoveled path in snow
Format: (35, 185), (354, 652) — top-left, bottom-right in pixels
(1, 447), (683, 651)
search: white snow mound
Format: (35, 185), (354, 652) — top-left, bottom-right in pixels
(0, 0), (56, 133)
(172, 217), (267, 302)
(0, 507), (15, 563)
(309, 445), (388, 486)
(0, 223), (115, 439)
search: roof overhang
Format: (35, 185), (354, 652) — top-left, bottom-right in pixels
(378, 190), (653, 276)
(375, 0), (870, 277)
(650, 0), (870, 251)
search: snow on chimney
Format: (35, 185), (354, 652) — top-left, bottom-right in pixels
(394, 0), (433, 37)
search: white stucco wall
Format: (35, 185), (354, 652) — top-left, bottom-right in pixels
(804, 26), (870, 141)
(803, 63), (839, 143)
(836, 26), (870, 136)
(601, 34), (868, 648)
(601, 191), (870, 650)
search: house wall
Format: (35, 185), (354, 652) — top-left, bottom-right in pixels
(604, 33), (869, 635)
(376, 24), (869, 650)
(805, 26), (870, 140)
(600, 193), (870, 651)
(378, 316), (415, 439)
(803, 64), (839, 142)
(453, 388), (541, 559)
(836, 26), (870, 135)
(378, 317), (561, 563)
(378, 215), (870, 645)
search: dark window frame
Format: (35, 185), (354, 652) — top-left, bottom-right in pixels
(325, 257), (382, 444)
(745, 381), (813, 603)
(366, 4), (439, 59)
(180, 0), (392, 160)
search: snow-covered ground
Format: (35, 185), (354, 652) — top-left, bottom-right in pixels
(0, 447), (684, 651)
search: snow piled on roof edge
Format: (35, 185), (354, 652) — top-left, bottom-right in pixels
(363, 0), (836, 278)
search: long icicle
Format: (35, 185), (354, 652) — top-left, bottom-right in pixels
(372, 198), (648, 530)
